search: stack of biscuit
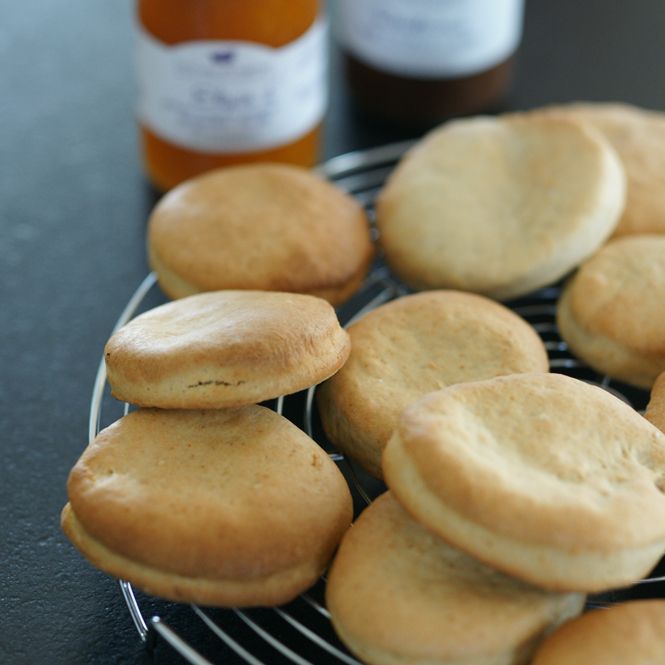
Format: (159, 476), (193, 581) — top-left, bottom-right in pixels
(62, 290), (356, 607)
(321, 106), (665, 664)
(62, 103), (665, 662)
(325, 372), (665, 665)
(62, 162), (379, 606)
(62, 164), (384, 606)
(374, 103), (665, 392)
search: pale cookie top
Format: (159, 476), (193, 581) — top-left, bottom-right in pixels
(565, 235), (665, 355)
(327, 492), (583, 664)
(66, 407), (353, 582)
(105, 290), (350, 408)
(376, 114), (625, 299)
(532, 600), (665, 665)
(147, 163), (374, 305)
(540, 102), (665, 236)
(386, 373), (665, 551)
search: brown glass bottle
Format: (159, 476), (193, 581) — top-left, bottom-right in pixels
(136, 0), (325, 191)
(335, 0), (524, 129)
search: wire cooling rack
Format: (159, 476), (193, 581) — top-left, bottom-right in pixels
(89, 141), (665, 664)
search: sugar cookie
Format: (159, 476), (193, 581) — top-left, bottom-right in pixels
(105, 290), (350, 408)
(376, 114), (625, 299)
(62, 407), (353, 606)
(383, 373), (665, 592)
(557, 235), (665, 389)
(147, 163), (374, 305)
(326, 492), (584, 665)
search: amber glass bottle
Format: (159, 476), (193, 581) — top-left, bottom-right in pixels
(335, 0), (524, 129)
(136, 0), (326, 190)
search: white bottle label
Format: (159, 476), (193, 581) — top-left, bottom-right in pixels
(336, 0), (524, 79)
(135, 18), (328, 153)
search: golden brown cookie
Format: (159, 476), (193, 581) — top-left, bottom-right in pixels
(147, 163), (374, 305)
(645, 371), (665, 433)
(104, 290), (350, 408)
(382, 372), (665, 592)
(531, 600), (665, 665)
(376, 114), (625, 299)
(326, 492), (585, 665)
(317, 290), (548, 478)
(557, 235), (665, 389)
(61, 406), (353, 607)
(539, 102), (665, 237)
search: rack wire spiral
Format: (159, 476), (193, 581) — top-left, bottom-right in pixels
(89, 141), (665, 664)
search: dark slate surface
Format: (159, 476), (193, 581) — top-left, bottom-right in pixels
(2, 1), (665, 663)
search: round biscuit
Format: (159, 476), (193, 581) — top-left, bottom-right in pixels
(531, 600), (665, 664)
(557, 235), (665, 389)
(382, 372), (665, 592)
(147, 163), (374, 305)
(317, 290), (548, 478)
(376, 114), (625, 299)
(62, 406), (353, 607)
(104, 290), (350, 408)
(326, 492), (585, 665)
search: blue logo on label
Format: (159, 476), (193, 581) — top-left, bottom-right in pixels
(211, 50), (235, 64)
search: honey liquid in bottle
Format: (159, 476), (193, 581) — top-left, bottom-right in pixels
(334, 0), (524, 129)
(136, 0), (326, 190)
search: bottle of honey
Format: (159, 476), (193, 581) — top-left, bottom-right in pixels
(335, 0), (524, 129)
(135, 0), (326, 191)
